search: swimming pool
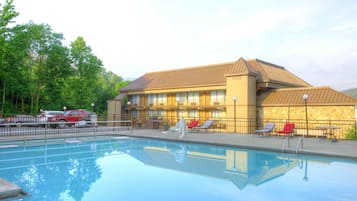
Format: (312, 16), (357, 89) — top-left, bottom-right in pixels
(1, 136), (356, 201)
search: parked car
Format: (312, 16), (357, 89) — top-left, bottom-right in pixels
(38, 110), (64, 126)
(0, 117), (7, 126)
(5, 114), (37, 127)
(47, 109), (94, 128)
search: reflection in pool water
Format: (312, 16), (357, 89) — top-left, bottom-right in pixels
(0, 137), (356, 201)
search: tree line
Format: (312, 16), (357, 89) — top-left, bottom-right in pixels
(0, 0), (128, 116)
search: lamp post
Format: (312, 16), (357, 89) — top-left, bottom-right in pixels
(127, 101), (131, 121)
(63, 106), (67, 111)
(303, 94), (309, 138)
(91, 103), (95, 112)
(233, 96), (237, 133)
(176, 97), (180, 121)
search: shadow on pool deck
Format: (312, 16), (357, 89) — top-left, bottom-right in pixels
(124, 129), (357, 160)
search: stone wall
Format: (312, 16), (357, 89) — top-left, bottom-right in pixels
(257, 105), (356, 139)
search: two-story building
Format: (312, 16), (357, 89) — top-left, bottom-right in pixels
(108, 57), (357, 136)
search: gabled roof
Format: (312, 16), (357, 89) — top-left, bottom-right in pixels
(225, 57), (258, 77)
(248, 59), (311, 87)
(120, 58), (311, 92)
(258, 86), (357, 106)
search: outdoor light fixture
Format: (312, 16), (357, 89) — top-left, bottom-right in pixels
(233, 96), (237, 133)
(303, 94), (309, 145)
(91, 103), (95, 112)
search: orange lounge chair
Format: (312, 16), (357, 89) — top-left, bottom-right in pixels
(277, 123), (295, 136)
(187, 120), (199, 129)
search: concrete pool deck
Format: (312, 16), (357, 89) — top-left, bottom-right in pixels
(0, 128), (356, 160)
(124, 129), (357, 160)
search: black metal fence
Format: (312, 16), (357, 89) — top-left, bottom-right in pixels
(107, 114), (357, 139)
(1, 113), (356, 140)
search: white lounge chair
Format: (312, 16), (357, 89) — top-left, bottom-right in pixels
(255, 123), (275, 136)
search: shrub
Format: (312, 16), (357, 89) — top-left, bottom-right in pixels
(345, 124), (357, 140)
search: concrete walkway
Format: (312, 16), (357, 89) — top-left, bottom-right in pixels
(125, 129), (357, 160)
(1, 128), (356, 160)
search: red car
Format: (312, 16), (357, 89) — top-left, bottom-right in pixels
(48, 109), (94, 128)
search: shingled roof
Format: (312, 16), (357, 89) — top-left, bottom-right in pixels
(120, 57), (311, 92)
(258, 87), (357, 106)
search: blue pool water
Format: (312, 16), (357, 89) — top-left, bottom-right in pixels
(1, 137), (357, 201)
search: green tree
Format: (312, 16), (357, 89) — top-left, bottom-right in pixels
(0, 0), (19, 116)
(96, 69), (129, 113)
(65, 37), (103, 110)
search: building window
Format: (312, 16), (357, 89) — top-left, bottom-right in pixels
(132, 110), (138, 118)
(158, 109), (166, 117)
(211, 110), (224, 118)
(157, 94), (167, 105)
(177, 110), (186, 119)
(176, 92), (187, 105)
(188, 110), (198, 119)
(148, 110), (157, 117)
(132, 95), (140, 105)
(147, 93), (167, 106)
(188, 92), (199, 105)
(148, 94), (154, 106)
(210, 90), (225, 105)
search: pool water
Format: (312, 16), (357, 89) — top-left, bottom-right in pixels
(1, 137), (357, 201)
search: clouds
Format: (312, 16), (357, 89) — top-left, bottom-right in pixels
(10, 0), (357, 90)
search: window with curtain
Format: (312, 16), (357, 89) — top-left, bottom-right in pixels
(210, 90), (225, 105)
(158, 109), (166, 117)
(157, 94), (167, 105)
(147, 94), (154, 106)
(132, 95), (140, 105)
(188, 110), (198, 119)
(188, 92), (199, 105)
(177, 110), (187, 119)
(148, 110), (158, 117)
(176, 92), (187, 105)
(211, 110), (223, 118)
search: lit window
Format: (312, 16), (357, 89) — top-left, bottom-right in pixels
(157, 94), (167, 105)
(148, 110), (157, 117)
(148, 94), (154, 106)
(188, 92), (199, 105)
(188, 110), (198, 119)
(176, 92), (187, 105)
(210, 90), (225, 105)
(211, 110), (224, 118)
(158, 109), (166, 117)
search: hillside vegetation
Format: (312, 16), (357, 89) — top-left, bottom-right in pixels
(342, 88), (357, 98)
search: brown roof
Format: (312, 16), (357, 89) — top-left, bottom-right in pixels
(120, 58), (311, 92)
(259, 87), (357, 106)
(248, 59), (311, 87)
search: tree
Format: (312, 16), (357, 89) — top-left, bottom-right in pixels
(0, 0), (19, 116)
(65, 37), (103, 110)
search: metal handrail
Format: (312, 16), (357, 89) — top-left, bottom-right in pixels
(281, 136), (290, 152)
(296, 137), (304, 154)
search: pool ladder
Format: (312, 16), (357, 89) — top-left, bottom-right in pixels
(281, 137), (290, 152)
(296, 137), (304, 154)
(281, 137), (304, 154)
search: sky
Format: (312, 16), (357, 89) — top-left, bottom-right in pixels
(7, 0), (357, 90)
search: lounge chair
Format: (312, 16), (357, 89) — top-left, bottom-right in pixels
(168, 122), (180, 132)
(255, 123), (275, 136)
(277, 122), (295, 136)
(193, 120), (213, 132)
(187, 120), (199, 129)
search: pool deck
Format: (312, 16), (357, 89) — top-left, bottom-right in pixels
(125, 129), (357, 160)
(1, 128), (357, 160)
